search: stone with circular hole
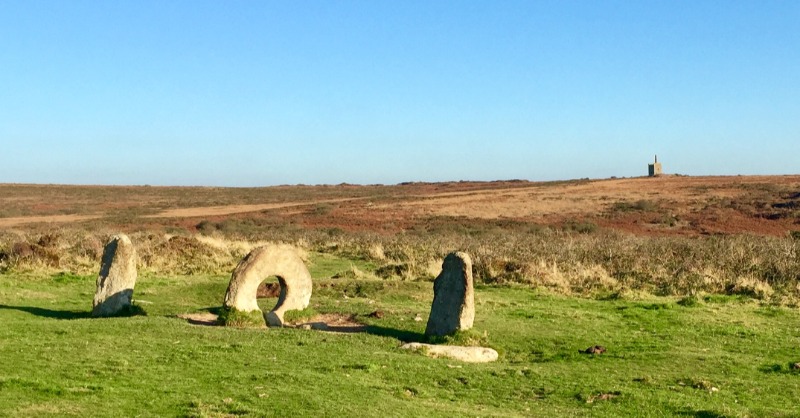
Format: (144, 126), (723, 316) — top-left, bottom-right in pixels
(223, 245), (312, 327)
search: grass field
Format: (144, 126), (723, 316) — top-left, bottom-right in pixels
(1, 253), (799, 417)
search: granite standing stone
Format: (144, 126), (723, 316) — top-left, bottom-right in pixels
(425, 252), (475, 337)
(92, 234), (138, 317)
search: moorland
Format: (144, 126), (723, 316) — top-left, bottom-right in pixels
(1, 175), (799, 416)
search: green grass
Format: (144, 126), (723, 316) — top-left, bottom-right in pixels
(307, 252), (377, 279)
(216, 307), (266, 328)
(1, 271), (800, 417)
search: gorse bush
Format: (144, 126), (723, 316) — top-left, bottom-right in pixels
(610, 199), (660, 213)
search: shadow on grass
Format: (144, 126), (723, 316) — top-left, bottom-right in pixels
(364, 325), (426, 343)
(0, 304), (92, 320)
(758, 363), (800, 375)
(206, 306), (225, 316)
(678, 410), (729, 418)
(96, 304), (147, 318)
(0, 304), (146, 319)
(197, 306), (426, 342)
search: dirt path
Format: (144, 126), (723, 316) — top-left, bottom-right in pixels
(143, 197), (364, 219)
(0, 198), (363, 227)
(0, 214), (102, 228)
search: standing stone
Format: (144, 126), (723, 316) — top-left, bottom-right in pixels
(92, 234), (137, 317)
(425, 252), (475, 337)
(223, 245), (312, 327)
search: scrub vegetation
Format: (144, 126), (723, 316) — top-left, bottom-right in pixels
(3, 228), (800, 305)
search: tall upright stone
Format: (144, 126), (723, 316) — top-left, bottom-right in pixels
(92, 234), (137, 317)
(425, 252), (475, 337)
(223, 245), (312, 327)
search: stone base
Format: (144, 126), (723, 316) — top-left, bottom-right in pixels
(400, 343), (498, 363)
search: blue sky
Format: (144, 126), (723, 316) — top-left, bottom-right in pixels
(1, 1), (798, 186)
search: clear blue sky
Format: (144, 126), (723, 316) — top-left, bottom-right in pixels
(1, 1), (798, 186)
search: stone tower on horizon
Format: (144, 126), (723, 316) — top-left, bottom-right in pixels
(648, 155), (663, 177)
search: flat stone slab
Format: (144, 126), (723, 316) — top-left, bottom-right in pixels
(400, 343), (498, 363)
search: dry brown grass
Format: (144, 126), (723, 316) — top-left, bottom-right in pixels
(3, 225), (798, 305)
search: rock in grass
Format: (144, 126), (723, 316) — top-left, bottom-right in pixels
(425, 252), (474, 337)
(222, 245), (312, 327)
(401, 343), (498, 363)
(92, 234), (137, 317)
(581, 345), (607, 355)
(367, 310), (384, 319)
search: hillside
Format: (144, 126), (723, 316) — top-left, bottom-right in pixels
(2, 175), (799, 236)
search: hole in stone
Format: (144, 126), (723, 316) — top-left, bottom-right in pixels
(256, 276), (287, 313)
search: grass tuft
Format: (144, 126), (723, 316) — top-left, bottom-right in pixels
(677, 295), (702, 307)
(426, 329), (491, 347)
(216, 307), (265, 328)
(283, 307), (318, 323)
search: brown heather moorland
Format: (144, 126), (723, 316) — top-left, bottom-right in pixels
(2, 175), (800, 303)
